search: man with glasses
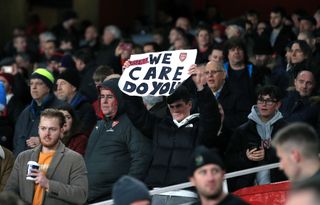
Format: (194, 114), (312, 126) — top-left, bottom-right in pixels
(225, 85), (287, 191)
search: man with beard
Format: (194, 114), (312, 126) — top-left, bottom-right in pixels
(5, 108), (88, 205)
(188, 146), (248, 205)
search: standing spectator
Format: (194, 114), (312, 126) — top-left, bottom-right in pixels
(55, 68), (97, 136)
(92, 65), (114, 119)
(52, 10), (79, 46)
(225, 85), (287, 191)
(73, 49), (98, 103)
(223, 37), (262, 131)
(96, 25), (122, 70)
(13, 68), (66, 156)
(85, 78), (151, 203)
(188, 146), (249, 205)
(195, 26), (213, 64)
(269, 7), (296, 57)
(5, 108), (88, 205)
(272, 122), (320, 182)
(123, 64), (220, 204)
(57, 104), (88, 156)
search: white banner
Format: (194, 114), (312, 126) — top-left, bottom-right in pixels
(118, 49), (197, 96)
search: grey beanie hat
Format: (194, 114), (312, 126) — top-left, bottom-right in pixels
(112, 176), (151, 205)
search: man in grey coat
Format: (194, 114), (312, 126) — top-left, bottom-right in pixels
(5, 108), (88, 205)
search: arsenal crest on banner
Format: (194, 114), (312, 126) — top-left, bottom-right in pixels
(179, 52), (187, 62)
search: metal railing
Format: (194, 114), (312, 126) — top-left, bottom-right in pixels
(91, 163), (280, 205)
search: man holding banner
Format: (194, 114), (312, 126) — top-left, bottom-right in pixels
(120, 49), (221, 205)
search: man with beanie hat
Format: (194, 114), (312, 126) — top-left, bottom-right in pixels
(85, 78), (151, 203)
(13, 68), (67, 156)
(112, 176), (151, 205)
(188, 146), (248, 205)
(55, 68), (96, 135)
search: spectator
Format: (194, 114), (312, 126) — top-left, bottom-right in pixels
(13, 68), (66, 156)
(223, 37), (261, 131)
(272, 122), (320, 182)
(58, 104), (88, 156)
(268, 7), (296, 57)
(208, 46), (224, 63)
(55, 68), (97, 136)
(299, 16), (317, 33)
(286, 176), (320, 205)
(0, 73), (26, 150)
(92, 65), (114, 119)
(195, 26), (213, 64)
(96, 25), (122, 70)
(123, 64), (220, 204)
(286, 40), (312, 86)
(5, 108), (88, 205)
(85, 78), (151, 203)
(188, 146), (249, 205)
(225, 85), (287, 191)
(280, 70), (319, 131)
(73, 49), (98, 103)
(112, 176), (151, 205)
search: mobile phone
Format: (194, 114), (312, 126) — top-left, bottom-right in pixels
(247, 142), (260, 151)
(2, 66), (13, 73)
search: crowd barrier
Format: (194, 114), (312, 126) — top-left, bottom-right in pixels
(91, 163), (286, 205)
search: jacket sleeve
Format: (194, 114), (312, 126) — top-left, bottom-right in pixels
(4, 153), (21, 194)
(0, 148), (15, 191)
(47, 154), (88, 204)
(225, 128), (256, 171)
(196, 86), (221, 147)
(123, 94), (159, 138)
(126, 122), (152, 180)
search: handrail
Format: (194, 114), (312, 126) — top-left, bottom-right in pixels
(90, 163), (280, 205)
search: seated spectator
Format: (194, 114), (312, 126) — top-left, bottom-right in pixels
(225, 85), (287, 191)
(123, 64), (220, 204)
(85, 78), (151, 203)
(280, 70), (319, 132)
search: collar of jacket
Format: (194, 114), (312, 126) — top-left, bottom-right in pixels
(173, 113), (199, 128)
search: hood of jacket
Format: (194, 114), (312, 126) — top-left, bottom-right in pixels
(248, 105), (283, 140)
(99, 78), (124, 119)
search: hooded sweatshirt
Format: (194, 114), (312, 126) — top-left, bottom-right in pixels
(247, 105), (283, 184)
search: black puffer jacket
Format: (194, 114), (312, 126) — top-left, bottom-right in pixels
(124, 86), (221, 188)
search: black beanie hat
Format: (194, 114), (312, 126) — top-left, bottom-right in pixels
(189, 146), (225, 176)
(112, 176), (151, 205)
(30, 68), (55, 90)
(57, 68), (80, 89)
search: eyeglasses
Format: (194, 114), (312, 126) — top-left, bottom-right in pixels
(205, 70), (223, 75)
(257, 98), (278, 106)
